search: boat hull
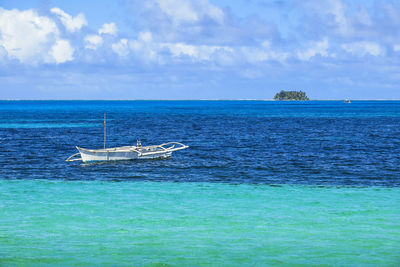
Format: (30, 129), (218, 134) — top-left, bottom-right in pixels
(66, 142), (188, 163)
(77, 146), (172, 162)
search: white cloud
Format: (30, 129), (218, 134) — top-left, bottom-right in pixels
(0, 8), (59, 63)
(112, 39), (129, 57)
(297, 38), (330, 61)
(356, 7), (372, 26)
(241, 41), (289, 63)
(129, 32), (159, 62)
(156, 0), (198, 24)
(0, 45), (6, 60)
(126, 30), (233, 62)
(163, 42), (231, 61)
(164, 43), (198, 57)
(198, 0), (224, 24)
(98, 22), (117, 35)
(328, 0), (350, 35)
(138, 31), (153, 43)
(394, 45), (400, 52)
(49, 39), (74, 63)
(341, 41), (383, 56)
(85, 35), (103, 50)
(383, 2), (400, 25)
(299, 0), (355, 38)
(0, 8), (77, 64)
(50, 7), (87, 33)
(154, 0), (224, 25)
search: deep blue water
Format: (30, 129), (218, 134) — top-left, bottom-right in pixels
(1, 100), (400, 186)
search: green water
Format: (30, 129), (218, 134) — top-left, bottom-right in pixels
(1, 180), (399, 266)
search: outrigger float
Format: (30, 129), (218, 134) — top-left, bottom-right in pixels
(66, 114), (188, 163)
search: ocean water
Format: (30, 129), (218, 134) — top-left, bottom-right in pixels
(0, 100), (399, 266)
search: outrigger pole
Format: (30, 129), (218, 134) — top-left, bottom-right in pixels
(104, 113), (106, 149)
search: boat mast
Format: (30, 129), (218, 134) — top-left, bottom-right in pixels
(104, 113), (106, 149)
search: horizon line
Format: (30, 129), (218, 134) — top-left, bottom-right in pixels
(1, 99), (400, 101)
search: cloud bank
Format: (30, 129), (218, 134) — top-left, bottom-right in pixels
(1, 0), (400, 99)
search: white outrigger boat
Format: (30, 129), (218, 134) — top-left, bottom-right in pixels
(66, 141), (188, 162)
(66, 114), (188, 163)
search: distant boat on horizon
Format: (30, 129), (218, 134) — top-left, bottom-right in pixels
(344, 99), (351, 103)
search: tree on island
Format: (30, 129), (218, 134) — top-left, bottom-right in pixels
(274, 90), (309, 101)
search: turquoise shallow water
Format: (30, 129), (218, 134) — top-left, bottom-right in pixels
(1, 180), (399, 266)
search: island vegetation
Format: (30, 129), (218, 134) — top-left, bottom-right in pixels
(273, 90), (309, 101)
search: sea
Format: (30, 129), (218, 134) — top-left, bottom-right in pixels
(0, 100), (399, 266)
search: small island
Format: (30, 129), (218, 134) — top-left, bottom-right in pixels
(274, 90), (309, 101)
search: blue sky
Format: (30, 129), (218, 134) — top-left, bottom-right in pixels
(0, 0), (400, 99)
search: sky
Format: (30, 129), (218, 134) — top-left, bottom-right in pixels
(1, 0), (400, 99)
